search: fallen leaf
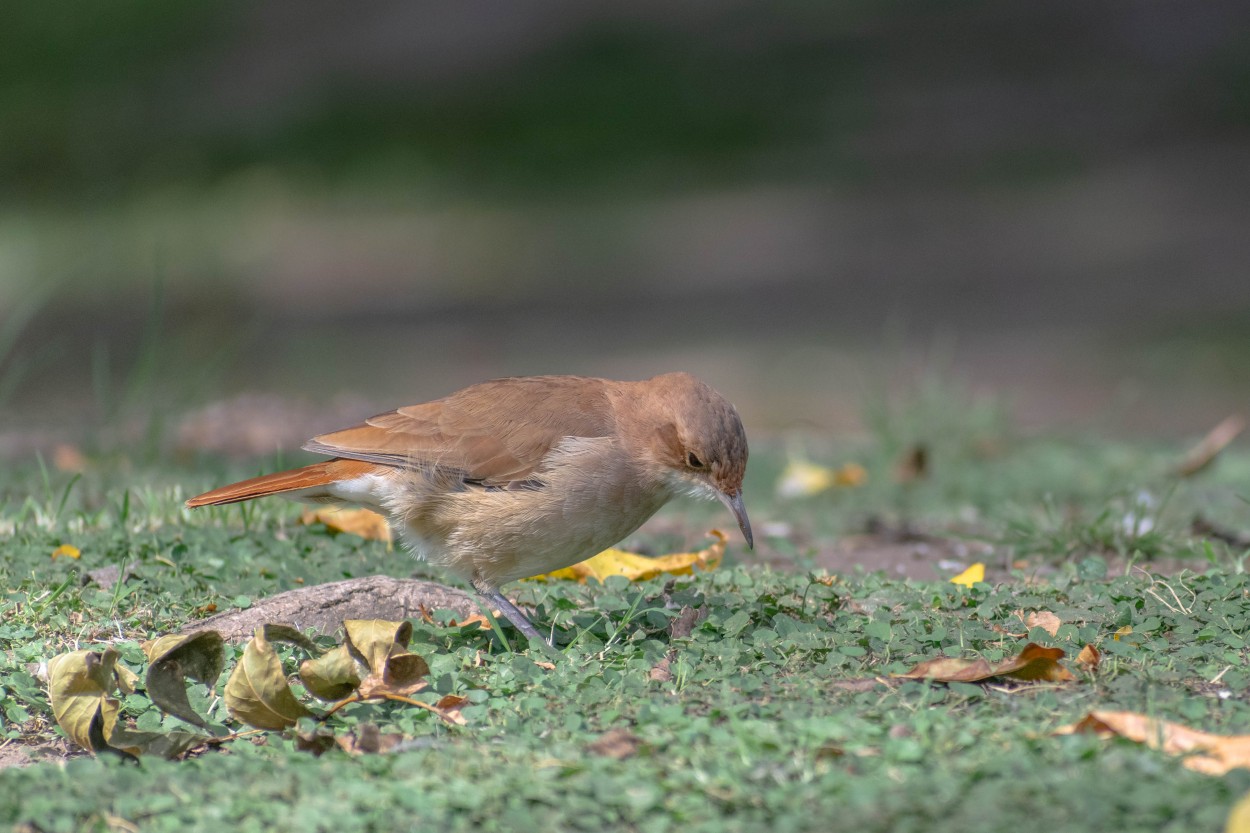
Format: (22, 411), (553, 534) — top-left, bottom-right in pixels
(669, 605), (706, 639)
(446, 612), (494, 631)
(336, 723), (404, 755)
(776, 460), (866, 497)
(224, 626), (314, 730)
(1076, 644), (1101, 669)
(949, 563), (985, 587)
(1058, 710), (1250, 775)
(47, 648), (205, 758)
(529, 531), (725, 583)
(649, 654), (674, 683)
(1025, 611), (1062, 637)
(343, 619), (430, 698)
(300, 507), (393, 543)
(776, 460), (836, 498)
(47, 649), (123, 754)
(894, 643), (1075, 684)
(51, 544), (80, 560)
(434, 694), (469, 714)
(1114, 625), (1132, 641)
(141, 631), (225, 729)
(1227, 790), (1250, 833)
(299, 644), (362, 701)
(1176, 415), (1245, 477)
(587, 728), (642, 760)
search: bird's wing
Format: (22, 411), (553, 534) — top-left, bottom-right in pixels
(302, 376), (617, 486)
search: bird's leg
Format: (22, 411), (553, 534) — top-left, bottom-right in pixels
(472, 579), (549, 647)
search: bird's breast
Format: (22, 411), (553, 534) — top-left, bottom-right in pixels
(391, 436), (675, 585)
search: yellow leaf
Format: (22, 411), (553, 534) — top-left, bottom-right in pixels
(950, 563), (985, 587)
(528, 530), (726, 583)
(776, 460), (835, 498)
(1059, 710), (1250, 776)
(1113, 625), (1133, 641)
(300, 507), (392, 544)
(1228, 790), (1250, 833)
(51, 544), (80, 560)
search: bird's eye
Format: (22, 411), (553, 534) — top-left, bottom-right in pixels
(686, 452), (705, 468)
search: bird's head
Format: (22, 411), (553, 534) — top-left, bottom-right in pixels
(642, 373), (752, 548)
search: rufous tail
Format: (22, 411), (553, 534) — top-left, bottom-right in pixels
(185, 459), (383, 507)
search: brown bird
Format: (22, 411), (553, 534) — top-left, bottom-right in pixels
(186, 372), (752, 643)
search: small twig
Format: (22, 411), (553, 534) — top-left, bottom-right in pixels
(1210, 665), (1233, 686)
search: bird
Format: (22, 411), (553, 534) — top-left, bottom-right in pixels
(185, 372), (752, 644)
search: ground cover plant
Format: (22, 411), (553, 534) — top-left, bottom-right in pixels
(2, 412), (1250, 832)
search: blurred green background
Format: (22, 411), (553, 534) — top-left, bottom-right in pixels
(2, 0), (1250, 455)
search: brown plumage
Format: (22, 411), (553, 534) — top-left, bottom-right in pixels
(186, 372), (751, 644)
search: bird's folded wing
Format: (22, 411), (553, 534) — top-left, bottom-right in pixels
(302, 376), (617, 486)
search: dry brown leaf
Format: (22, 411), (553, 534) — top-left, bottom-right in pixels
(1176, 415), (1245, 477)
(1025, 611), (1062, 637)
(1076, 644), (1101, 670)
(529, 530), (725, 583)
(1058, 710), (1250, 775)
(894, 643), (1075, 684)
(335, 723), (404, 756)
(446, 612), (494, 631)
(669, 605), (706, 639)
(434, 694), (469, 714)
(300, 507), (393, 543)
(587, 728), (642, 760)
(649, 653), (674, 683)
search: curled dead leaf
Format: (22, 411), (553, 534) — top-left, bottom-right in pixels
(343, 619), (430, 698)
(894, 643), (1075, 684)
(1076, 644), (1101, 670)
(1058, 710), (1250, 775)
(299, 644), (362, 701)
(300, 507), (392, 544)
(47, 648), (206, 758)
(224, 627), (314, 730)
(141, 631), (225, 729)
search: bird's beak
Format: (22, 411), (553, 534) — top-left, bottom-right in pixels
(717, 490), (753, 549)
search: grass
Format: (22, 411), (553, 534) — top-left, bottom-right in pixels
(2, 423), (1250, 832)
